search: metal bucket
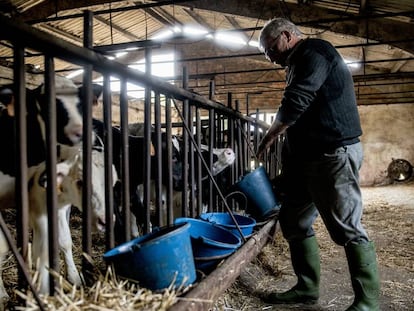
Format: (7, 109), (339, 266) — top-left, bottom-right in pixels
(103, 223), (196, 290)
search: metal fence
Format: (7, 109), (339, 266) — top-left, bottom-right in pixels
(0, 11), (280, 308)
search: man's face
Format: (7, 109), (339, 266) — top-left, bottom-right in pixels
(262, 32), (291, 67)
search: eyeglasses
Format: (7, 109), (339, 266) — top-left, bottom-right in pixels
(264, 34), (281, 60)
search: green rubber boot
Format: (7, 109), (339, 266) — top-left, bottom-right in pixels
(345, 241), (380, 311)
(262, 236), (320, 304)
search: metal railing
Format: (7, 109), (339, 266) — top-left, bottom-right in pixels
(0, 11), (279, 309)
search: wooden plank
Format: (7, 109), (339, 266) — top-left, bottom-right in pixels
(169, 218), (277, 311)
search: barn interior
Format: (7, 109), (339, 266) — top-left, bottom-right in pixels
(0, 1), (413, 310)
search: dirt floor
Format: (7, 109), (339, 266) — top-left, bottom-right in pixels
(212, 181), (414, 311)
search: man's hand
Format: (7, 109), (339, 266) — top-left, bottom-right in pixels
(256, 119), (288, 160)
(256, 135), (275, 160)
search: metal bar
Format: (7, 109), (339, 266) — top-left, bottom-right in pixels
(195, 107), (203, 216)
(154, 92), (163, 226)
(143, 47), (152, 234)
(188, 105), (196, 217)
(14, 42), (29, 295)
(44, 56), (59, 295)
(165, 98), (173, 225)
(82, 10), (94, 270)
(103, 75), (115, 250)
(182, 67), (189, 217)
(119, 79), (131, 240)
(208, 109), (215, 212)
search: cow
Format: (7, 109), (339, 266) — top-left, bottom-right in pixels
(0, 76), (93, 307)
(27, 148), (118, 295)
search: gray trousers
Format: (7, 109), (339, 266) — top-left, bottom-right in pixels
(278, 142), (369, 246)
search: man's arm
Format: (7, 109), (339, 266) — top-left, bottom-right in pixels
(256, 118), (289, 159)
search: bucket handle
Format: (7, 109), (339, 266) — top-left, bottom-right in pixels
(224, 191), (248, 212)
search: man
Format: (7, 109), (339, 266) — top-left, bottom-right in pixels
(256, 18), (380, 310)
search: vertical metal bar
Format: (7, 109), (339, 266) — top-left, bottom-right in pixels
(235, 100), (242, 181)
(246, 96), (251, 171)
(44, 57), (59, 295)
(254, 109), (260, 168)
(103, 75), (115, 250)
(208, 81), (215, 212)
(217, 113), (222, 147)
(82, 10), (93, 269)
(165, 98), (173, 225)
(143, 47), (152, 233)
(188, 105), (195, 217)
(195, 107), (202, 216)
(227, 93), (234, 210)
(14, 43), (29, 293)
(182, 67), (189, 217)
(208, 109), (215, 212)
(208, 80), (215, 101)
(154, 92), (163, 226)
(120, 79), (130, 241)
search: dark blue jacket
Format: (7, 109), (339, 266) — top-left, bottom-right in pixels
(276, 38), (362, 159)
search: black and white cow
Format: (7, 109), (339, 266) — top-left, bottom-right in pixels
(27, 149), (118, 295)
(0, 76), (95, 306)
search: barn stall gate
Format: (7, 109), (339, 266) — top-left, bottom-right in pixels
(0, 11), (281, 310)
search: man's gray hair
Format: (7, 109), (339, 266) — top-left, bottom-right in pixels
(259, 18), (302, 51)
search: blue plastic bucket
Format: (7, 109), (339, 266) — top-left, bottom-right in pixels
(174, 217), (241, 259)
(103, 223), (196, 290)
(235, 166), (280, 219)
(200, 212), (256, 239)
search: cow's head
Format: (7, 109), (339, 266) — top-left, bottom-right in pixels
(33, 76), (85, 147)
(68, 150), (118, 232)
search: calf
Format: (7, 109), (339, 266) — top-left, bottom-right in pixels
(28, 149), (118, 294)
(0, 76), (89, 306)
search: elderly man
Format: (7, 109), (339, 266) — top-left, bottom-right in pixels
(256, 18), (380, 310)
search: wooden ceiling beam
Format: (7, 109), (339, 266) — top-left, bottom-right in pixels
(94, 15), (140, 41)
(37, 23), (82, 45)
(141, 7), (174, 27)
(153, 6), (183, 26)
(182, 7), (212, 30)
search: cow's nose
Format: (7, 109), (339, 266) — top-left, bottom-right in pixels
(68, 124), (83, 143)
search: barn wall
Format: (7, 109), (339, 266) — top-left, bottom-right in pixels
(359, 104), (414, 186)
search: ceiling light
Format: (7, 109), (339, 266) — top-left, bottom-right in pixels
(214, 32), (246, 46)
(248, 40), (260, 48)
(152, 29), (174, 40)
(344, 58), (360, 69)
(183, 25), (208, 37)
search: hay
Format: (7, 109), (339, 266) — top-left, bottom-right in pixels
(14, 265), (179, 311)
